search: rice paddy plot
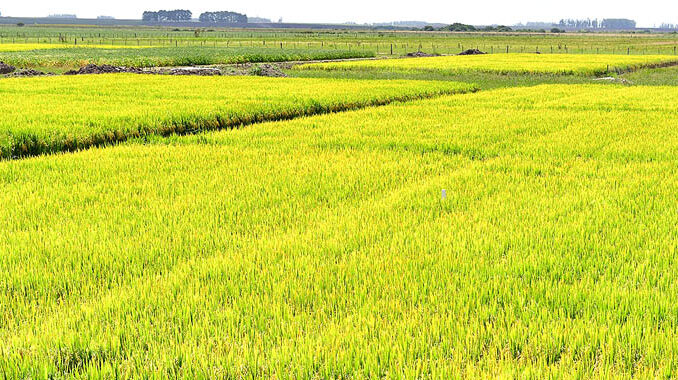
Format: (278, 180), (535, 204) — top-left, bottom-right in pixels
(297, 53), (678, 76)
(0, 43), (144, 52)
(2, 84), (678, 378)
(0, 46), (375, 70)
(0, 74), (474, 159)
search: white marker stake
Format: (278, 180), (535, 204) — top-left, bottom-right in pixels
(441, 189), (447, 200)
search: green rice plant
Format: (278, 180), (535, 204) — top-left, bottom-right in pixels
(0, 43), (143, 52)
(0, 46), (375, 69)
(296, 53), (678, 76)
(0, 74), (475, 159)
(1, 84), (678, 378)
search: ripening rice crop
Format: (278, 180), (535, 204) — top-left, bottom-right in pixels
(297, 53), (678, 76)
(0, 74), (475, 159)
(2, 84), (678, 378)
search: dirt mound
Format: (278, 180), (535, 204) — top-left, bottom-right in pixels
(0, 62), (16, 74)
(593, 77), (633, 85)
(8, 69), (49, 78)
(406, 52), (438, 58)
(64, 64), (143, 75)
(458, 49), (487, 56)
(250, 64), (288, 77)
(165, 67), (222, 76)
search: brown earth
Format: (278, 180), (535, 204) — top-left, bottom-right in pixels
(406, 52), (439, 57)
(250, 64), (288, 77)
(7, 69), (50, 78)
(64, 64), (144, 75)
(0, 62), (16, 74)
(458, 49), (487, 56)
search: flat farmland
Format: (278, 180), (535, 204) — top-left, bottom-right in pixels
(3, 23), (678, 380)
(2, 84), (678, 378)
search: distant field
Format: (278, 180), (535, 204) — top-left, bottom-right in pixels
(2, 85), (678, 378)
(0, 46), (375, 70)
(3, 25), (678, 55)
(297, 53), (678, 76)
(0, 43), (145, 52)
(0, 74), (474, 158)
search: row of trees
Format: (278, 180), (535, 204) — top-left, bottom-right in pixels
(439, 23), (512, 32)
(199, 11), (247, 23)
(142, 10), (192, 22)
(558, 18), (636, 30)
(142, 10), (247, 23)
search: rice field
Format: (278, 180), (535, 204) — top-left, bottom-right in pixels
(4, 24), (678, 379)
(0, 46), (375, 70)
(0, 74), (474, 159)
(297, 53), (678, 76)
(0, 44), (144, 52)
(2, 84), (678, 378)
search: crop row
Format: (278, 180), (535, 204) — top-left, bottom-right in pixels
(2, 84), (678, 378)
(0, 75), (475, 159)
(297, 53), (678, 76)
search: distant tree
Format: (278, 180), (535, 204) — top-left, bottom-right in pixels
(198, 11), (247, 23)
(142, 11), (158, 22)
(601, 18), (636, 30)
(441, 23), (476, 32)
(17, 22), (25, 27)
(423, 25), (435, 31)
(480, 25), (512, 32)
(551, 28), (565, 33)
(558, 18), (601, 29)
(142, 10), (192, 22)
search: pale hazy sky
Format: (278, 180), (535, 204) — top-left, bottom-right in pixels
(0, 0), (676, 27)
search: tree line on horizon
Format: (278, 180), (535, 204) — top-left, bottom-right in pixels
(558, 18), (636, 30)
(142, 10), (247, 23)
